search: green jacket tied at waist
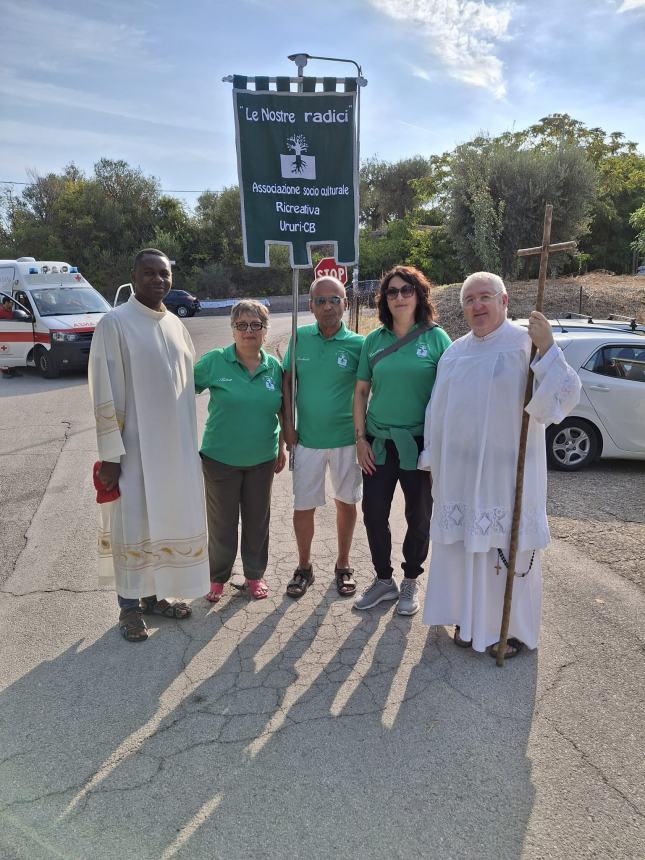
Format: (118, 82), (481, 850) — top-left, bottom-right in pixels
(365, 416), (424, 471)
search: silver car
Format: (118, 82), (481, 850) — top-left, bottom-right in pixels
(514, 320), (645, 470)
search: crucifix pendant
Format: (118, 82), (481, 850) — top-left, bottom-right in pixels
(494, 559), (502, 576)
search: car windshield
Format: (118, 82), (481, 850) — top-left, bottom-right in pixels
(30, 287), (111, 316)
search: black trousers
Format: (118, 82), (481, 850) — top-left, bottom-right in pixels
(362, 437), (432, 580)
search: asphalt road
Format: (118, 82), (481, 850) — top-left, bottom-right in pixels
(0, 310), (643, 859)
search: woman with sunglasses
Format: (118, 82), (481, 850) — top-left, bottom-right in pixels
(194, 300), (286, 603)
(353, 266), (451, 615)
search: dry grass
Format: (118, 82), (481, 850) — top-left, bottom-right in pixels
(357, 273), (645, 341)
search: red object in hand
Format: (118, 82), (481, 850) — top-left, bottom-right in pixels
(93, 461), (120, 503)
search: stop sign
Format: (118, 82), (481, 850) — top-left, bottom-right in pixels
(314, 257), (348, 285)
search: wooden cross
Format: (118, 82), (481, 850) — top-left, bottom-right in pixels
(496, 203), (576, 667)
(516, 205), (577, 315)
(494, 558), (502, 576)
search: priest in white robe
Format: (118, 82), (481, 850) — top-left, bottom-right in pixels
(89, 249), (209, 642)
(418, 272), (581, 658)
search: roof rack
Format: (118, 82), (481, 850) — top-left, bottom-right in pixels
(608, 314), (638, 330)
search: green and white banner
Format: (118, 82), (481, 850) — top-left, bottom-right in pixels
(233, 88), (358, 268)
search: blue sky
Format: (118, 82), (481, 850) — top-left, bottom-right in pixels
(1, 0), (644, 208)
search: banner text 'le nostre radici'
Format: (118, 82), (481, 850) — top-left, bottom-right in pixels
(233, 89), (359, 268)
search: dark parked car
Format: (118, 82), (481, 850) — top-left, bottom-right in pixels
(163, 289), (201, 318)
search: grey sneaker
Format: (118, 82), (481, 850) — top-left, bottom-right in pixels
(396, 578), (420, 615)
(354, 576), (400, 610)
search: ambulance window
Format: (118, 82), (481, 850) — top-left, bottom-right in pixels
(15, 291), (34, 314)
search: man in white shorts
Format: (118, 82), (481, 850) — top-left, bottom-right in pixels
(282, 276), (364, 598)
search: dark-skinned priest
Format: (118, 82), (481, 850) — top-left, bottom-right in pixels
(418, 272), (581, 659)
(89, 249), (209, 643)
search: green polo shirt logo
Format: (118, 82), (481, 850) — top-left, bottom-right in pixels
(284, 321), (364, 449)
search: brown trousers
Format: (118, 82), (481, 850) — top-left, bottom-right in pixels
(201, 454), (276, 583)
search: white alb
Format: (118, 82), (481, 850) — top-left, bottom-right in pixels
(419, 320), (581, 651)
(88, 295), (209, 599)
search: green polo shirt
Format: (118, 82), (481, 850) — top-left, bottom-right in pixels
(195, 345), (283, 467)
(357, 324), (452, 429)
(283, 321), (364, 449)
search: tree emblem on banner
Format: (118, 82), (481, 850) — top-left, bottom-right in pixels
(233, 88), (358, 268)
(281, 135), (316, 179)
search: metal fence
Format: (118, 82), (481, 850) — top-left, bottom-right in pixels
(347, 279), (380, 334)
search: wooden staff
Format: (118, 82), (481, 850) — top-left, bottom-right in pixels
(496, 204), (576, 667)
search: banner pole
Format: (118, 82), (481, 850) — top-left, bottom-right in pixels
(289, 266), (298, 471)
(288, 62), (305, 472)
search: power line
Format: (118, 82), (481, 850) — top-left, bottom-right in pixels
(0, 179), (219, 194)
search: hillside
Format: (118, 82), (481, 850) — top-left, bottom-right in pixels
(430, 272), (645, 340)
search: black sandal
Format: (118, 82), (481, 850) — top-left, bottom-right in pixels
(286, 566), (315, 598)
(335, 566), (357, 597)
(140, 597), (192, 619)
(119, 608), (148, 643)
(487, 637), (524, 659)
(453, 625), (472, 648)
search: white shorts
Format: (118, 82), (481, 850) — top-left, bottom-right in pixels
(293, 444), (363, 510)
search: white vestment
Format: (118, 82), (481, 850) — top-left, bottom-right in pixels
(418, 320), (581, 651)
(88, 295), (209, 599)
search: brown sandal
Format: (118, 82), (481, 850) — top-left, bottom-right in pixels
(335, 566), (357, 597)
(453, 625), (472, 648)
(140, 597), (192, 619)
(487, 638), (524, 659)
(286, 565), (315, 598)
(119, 608), (148, 643)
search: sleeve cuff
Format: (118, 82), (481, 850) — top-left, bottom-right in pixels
(531, 343), (559, 379)
(417, 449), (431, 471)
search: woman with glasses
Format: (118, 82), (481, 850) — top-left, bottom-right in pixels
(353, 266), (451, 616)
(194, 300), (286, 603)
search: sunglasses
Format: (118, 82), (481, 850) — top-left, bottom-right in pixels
(233, 321), (265, 332)
(385, 284), (415, 299)
(312, 296), (342, 306)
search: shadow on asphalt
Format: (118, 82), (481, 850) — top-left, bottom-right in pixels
(0, 585), (538, 859)
(0, 366), (87, 398)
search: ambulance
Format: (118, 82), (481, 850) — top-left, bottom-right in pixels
(0, 257), (111, 378)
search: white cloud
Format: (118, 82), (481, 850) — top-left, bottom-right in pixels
(0, 119), (224, 170)
(0, 68), (212, 133)
(410, 66), (432, 81)
(369, 0), (513, 98)
(617, 0), (645, 10)
(0, 0), (155, 70)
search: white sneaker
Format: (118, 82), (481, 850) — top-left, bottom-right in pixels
(396, 578), (420, 615)
(354, 576), (400, 610)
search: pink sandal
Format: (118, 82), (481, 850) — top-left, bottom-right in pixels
(205, 583), (224, 603)
(246, 579), (268, 600)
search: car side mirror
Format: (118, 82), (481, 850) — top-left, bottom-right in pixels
(13, 309), (32, 321)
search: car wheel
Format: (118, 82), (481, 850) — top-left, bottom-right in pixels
(176, 305), (189, 318)
(36, 346), (60, 379)
(546, 418), (599, 471)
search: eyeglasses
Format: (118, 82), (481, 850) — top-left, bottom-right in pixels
(462, 290), (503, 308)
(312, 296), (342, 306)
(233, 321), (265, 332)
(385, 284), (415, 299)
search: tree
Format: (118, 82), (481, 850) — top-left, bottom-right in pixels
(0, 160), (190, 294)
(487, 115), (645, 272)
(630, 204), (645, 261)
(446, 139), (597, 277)
(360, 156), (432, 230)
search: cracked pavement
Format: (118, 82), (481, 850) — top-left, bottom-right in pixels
(1, 312), (643, 859)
